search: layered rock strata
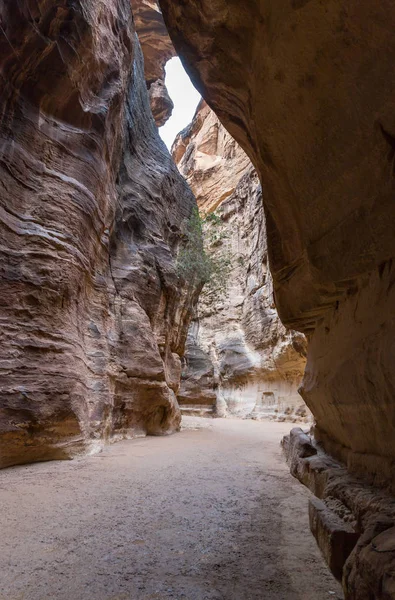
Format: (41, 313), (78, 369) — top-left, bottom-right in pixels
(159, 1), (395, 595)
(283, 429), (395, 599)
(173, 100), (251, 214)
(174, 102), (308, 420)
(0, 0), (199, 469)
(131, 0), (175, 125)
(159, 0), (395, 479)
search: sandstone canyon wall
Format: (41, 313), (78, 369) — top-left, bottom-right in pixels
(159, 1), (395, 597)
(131, 0), (175, 126)
(0, 0), (200, 469)
(158, 0), (395, 474)
(174, 101), (308, 421)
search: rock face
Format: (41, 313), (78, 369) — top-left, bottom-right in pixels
(0, 0), (199, 469)
(173, 100), (251, 214)
(159, 0), (395, 595)
(159, 0), (395, 472)
(283, 429), (395, 599)
(131, 0), (175, 125)
(174, 103), (308, 420)
(132, 0), (175, 85)
(148, 79), (174, 127)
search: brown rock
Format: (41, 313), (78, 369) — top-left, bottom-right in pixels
(345, 524), (395, 600)
(148, 79), (174, 127)
(0, 0), (199, 468)
(131, 0), (176, 126)
(309, 496), (359, 582)
(159, 0), (395, 478)
(174, 103), (308, 419)
(132, 0), (175, 85)
(160, 2), (395, 592)
(283, 428), (395, 597)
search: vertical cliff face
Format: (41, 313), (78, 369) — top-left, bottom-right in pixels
(172, 100), (251, 214)
(131, 0), (175, 126)
(159, 0), (395, 595)
(173, 102), (307, 420)
(159, 0), (395, 473)
(0, 0), (199, 468)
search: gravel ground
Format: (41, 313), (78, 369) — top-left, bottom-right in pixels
(0, 417), (343, 600)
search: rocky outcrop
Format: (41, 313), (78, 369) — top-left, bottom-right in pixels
(132, 0), (175, 85)
(178, 321), (217, 417)
(159, 0), (395, 471)
(159, 1), (395, 595)
(283, 429), (395, 599)
(0, 0), (199, 469)
(174, 103), (308, 420)
(173, 99), (251, 214)
(131, 0), (175, 125)
(148, 79), (174, 127)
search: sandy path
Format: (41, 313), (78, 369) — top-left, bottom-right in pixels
(0, 418), (342, 600)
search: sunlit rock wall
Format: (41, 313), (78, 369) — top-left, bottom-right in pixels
(173, 103), (307, 420)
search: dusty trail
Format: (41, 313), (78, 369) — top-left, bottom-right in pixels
(0, 418), (342, 600)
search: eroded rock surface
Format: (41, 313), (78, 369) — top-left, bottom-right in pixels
(174, 103), (307, 420)
(159, 1), (395, 594)
(132, 0), (175, 85)
(0, 0), (198, 468)
(148, 79), (174, 127)
(283, 429), (395, 599)
(173, 100), (251, 214)
(131, 0), (175, 125)
(159, 0), (395, 475)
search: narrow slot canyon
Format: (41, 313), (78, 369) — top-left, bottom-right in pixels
(1, 1), (395, 599)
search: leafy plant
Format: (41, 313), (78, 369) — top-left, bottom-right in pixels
(177, 207), (232, 299)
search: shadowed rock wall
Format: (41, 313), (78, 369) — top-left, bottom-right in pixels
(159, 0), (395, 476)
(0, 0), (199, 468)
(159, 0), (395, 595)
(131, 0), (175, 125)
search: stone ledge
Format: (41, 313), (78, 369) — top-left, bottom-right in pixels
(282, 427), (395, 599)
(309, 496), (360, 581)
